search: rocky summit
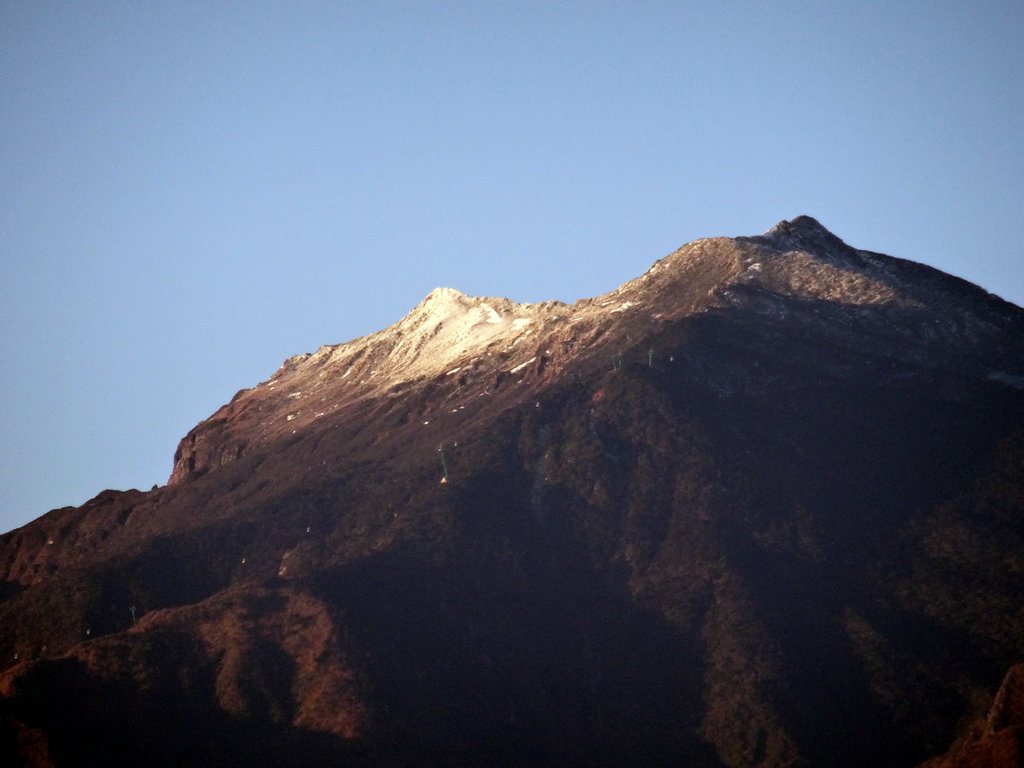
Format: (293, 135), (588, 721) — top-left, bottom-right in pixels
(3, 217), (1024, 767)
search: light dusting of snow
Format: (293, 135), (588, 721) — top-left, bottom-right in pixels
(288, 288), (560, 395)
(510, 356), (536, 374)
(235, 226), (910, 452)
(480, 302), (502, 324)
(733, 250), (907, 306)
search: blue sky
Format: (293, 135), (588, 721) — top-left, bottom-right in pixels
(2, 1), (1022, 534)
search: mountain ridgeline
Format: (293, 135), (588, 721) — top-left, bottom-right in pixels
(3, 217), (1024, 767)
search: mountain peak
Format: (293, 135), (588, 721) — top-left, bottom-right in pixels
(768, 214), (830, 234)
(5, 217), (1024, 768)
(765, 214), (832, 238)
(759, 215), (852, 255)
(164, 216), (1024, 488)
(420, 286), (471, 307)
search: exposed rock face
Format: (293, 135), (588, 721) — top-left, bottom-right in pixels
(989, 665), (1024, 735)
(3, 217), (1024, 767)
(919, 665), (1024, 768)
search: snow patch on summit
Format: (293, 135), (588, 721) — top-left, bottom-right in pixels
(266, 286), (563, 407)
(480, 303), (503, 324)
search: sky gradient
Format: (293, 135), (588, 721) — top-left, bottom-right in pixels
(2, 1), (1022, 534)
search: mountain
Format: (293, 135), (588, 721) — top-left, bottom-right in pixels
(3, 216), (1023, 767)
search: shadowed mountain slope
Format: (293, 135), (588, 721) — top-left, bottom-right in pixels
(3, 217), (1024, 767)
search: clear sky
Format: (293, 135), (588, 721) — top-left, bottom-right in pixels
(2, 1), (1022, 534)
